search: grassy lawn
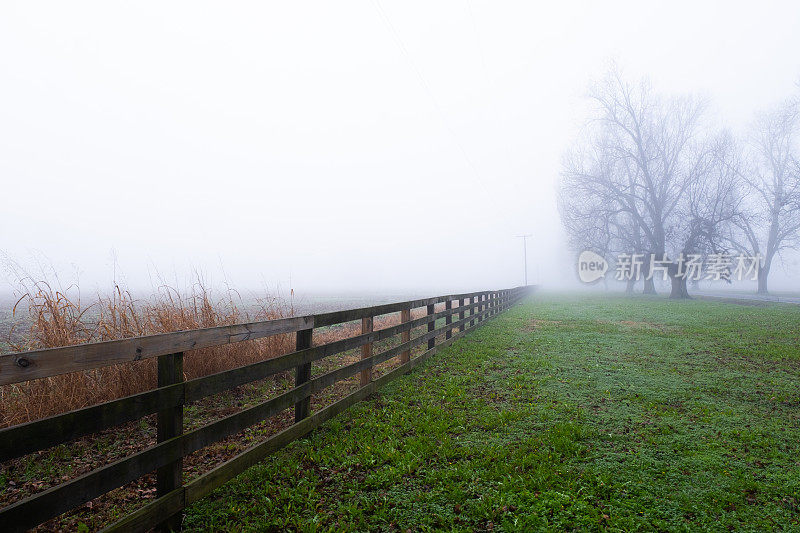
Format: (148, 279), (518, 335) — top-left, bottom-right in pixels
(184, 293), (800, 531)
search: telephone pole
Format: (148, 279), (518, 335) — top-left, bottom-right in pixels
(516, 234), (532, 286)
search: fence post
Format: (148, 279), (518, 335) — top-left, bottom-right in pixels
(470, 296), (476, 327)
(400, 307), (411, 365)
(156, 351), (184, 533)
(360, 317), (373, 386)
(445, 300), (452, 339)
(427, 303), (435, 349)
(459, 298), (465, 332)
(294, 328), (313, 423)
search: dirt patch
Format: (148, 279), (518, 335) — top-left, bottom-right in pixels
(524, 319), (562, 332)
(469, 383), (512, 405)
(597, 320), (668, 332)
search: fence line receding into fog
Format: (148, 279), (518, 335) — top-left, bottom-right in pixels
(0, 285), (534, 532)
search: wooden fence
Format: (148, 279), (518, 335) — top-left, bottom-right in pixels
(0, 285), (533, 532)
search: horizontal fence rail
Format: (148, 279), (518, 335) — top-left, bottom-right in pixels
(0, 285), (535, 532)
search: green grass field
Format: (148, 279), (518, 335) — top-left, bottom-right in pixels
(184, 294), (800, 531)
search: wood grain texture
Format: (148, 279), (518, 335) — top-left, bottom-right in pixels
(400, 308), (411, 365)
(360, 317), (373, 387)
(0, 316), (315, 386)
(100, 289), (530, 533)
(0, 291), (508, 386)
(155, 352), (183, 533)
(294, 329), (313, 423)
(0, 301), (481, 461)
(1, 286), (534, 533)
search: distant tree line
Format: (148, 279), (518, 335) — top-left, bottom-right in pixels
(559, 67), (800, 297)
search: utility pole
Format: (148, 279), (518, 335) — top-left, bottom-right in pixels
(516, 234), (532, 286)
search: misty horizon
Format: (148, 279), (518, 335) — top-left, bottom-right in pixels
(2, 1), (800, 298)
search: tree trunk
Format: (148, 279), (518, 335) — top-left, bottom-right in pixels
(642, 255), (657, 295)
(625, 277), (636, 295)
(757, 255), (772, 295)
(643, 278), (657, 294)
(669, 274), (690, 299)
(668, 259), (690, 299)
(757, 268), (768, 294)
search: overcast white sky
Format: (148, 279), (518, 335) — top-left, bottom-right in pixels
(2, 1), (799, 297)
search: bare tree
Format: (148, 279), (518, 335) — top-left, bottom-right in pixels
(559, 139), (645, 293)
(560, 68), (716, 298)
(666, 133), (743, 297)
(730, 97), (800, 293)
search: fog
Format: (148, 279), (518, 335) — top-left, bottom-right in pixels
(2, 1), (799, 298)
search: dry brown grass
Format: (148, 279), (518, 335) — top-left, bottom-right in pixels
(1, 277), (293, 427)
(0, 276), (449, 428)
(0, 277), (460, 530)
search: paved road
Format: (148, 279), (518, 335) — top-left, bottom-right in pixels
(693, 290), (800, 306)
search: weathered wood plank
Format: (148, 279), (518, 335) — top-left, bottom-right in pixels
(2, 287), (528, 532)
(100, 289), (527, 533)
(1, 307), (494, 531)
(155, 352), (183, 533)
(105, 309), (497, 533)
(0, 291), (496, 386)
(311, 291), (483, 328)
(360, 317), (373, 386)
(469, 296), (475, 327)
(0, 301), (480, 461)
(445, 300), (452, 340)
(182, 382), (374, 508)
(427, 304), (435, 350)
(400, 308), (411, 365)
(100, 486), (185, 533)
(294, 329), (313, 423)
(0, 316), (315, 386)
(0, 383), (183, 462)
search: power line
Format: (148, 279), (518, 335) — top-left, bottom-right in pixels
(516, 234), (532, 286)
(464, 0), (523, 201)
(372, 0), (499, 208)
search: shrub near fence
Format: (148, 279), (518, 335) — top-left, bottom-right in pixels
(0, 286), (533, 532)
